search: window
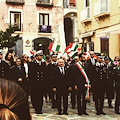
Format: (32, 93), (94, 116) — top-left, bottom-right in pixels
(85, 0), (90, 7)
(82, 43), (87, 52)
(101, 38), (109, 54)
(40, 0), (49, 3)
(10, 11), (21, 31)
(89, 42), (94, 51)
(39, 13), (49, 25)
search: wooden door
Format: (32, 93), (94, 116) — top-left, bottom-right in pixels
(101, 38), (109, 55)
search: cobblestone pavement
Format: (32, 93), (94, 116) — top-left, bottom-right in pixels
(29, 95), (120, 120)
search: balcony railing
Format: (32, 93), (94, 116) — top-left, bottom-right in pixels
(36, 0), (53, 7)
(6, 0), (25, 5)
(38, 25), (51, 33)
(63, 0), (76, 8)
(94, 0), (109, 17)
(80, 6), (90, 22)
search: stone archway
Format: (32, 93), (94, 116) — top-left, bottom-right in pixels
(33, 37), (53, 55)
(64, 12), (77, 46)
(64, 17), (73, 46)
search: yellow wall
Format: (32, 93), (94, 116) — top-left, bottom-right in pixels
(77, 0), (120, 59)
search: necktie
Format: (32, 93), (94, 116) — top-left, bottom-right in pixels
(61, 67), (63, 74)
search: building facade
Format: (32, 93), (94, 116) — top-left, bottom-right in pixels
(0, 0), (78, 57)
(77, 0), (120, 59)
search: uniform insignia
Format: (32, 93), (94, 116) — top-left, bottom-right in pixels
(113, 67), (116, 69)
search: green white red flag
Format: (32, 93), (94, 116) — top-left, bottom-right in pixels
(48, 42), (61, 53)
(84, 51), (91, 60)
(76, 61), (90, 100)
(64, 43), (81, 58)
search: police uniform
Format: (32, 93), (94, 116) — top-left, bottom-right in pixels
(94, 61), (106, 115)
(113, 65), (120, 114)
(0, 59), (10, 79)
(105, 62), (114, 108)
(29, 51), (46, 114)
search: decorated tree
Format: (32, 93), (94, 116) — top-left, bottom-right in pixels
(0, 25), (19, 49)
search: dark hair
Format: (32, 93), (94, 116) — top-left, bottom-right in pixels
(46, 55), (50, 60)
(0, 79), (31, 120)
(16, 58), (21, 61)
(8, 49), (14, 54)
(114, 56), (119, 61)
(78, 53), (84, 58)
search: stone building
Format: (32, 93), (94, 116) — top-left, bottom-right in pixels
(0, 0), (78, 57)
(77, 0), (120, 59)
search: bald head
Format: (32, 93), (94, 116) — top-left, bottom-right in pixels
(58, 58), (64, 67)
(90, 51), (95, 58)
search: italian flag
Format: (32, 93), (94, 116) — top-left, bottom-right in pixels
(69, 43), (79, 51)
(76, 61), (90, 100)
(84, 51), (91, 60)
(48, 42), (60, 52)
(64, 43), (81, 59)
(68, 51), (76, 59)
(64, 46), (71, 54)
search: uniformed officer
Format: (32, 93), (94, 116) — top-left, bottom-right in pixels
(94, 56), (106, 115)
(87, 51), (97, 101)
(104, 58), (114, 108)
(68, 56), (79, 109)
(47, 54), (58, 108)
(113, 60), (120, 114)
(29, 50), (46, 114)
(0, 52), (10, 79)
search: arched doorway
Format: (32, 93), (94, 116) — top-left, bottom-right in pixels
(64, 12), (77, 46)
(64, 17), (73, 46)
(33, 37), (52, 55)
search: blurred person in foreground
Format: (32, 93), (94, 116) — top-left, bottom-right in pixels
(0, 78), (31, 120)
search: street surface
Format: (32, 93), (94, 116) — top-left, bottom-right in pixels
(29, 95), (120, 120)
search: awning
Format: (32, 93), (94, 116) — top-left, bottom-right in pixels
(81, 31), (95, 38)
(96, 24), (120, 38)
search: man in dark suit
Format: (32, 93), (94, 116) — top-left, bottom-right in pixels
(10, 58), (26, 90)
(29, 50), (46, 114)
(51, 58), (72, 115)
(73, 53), (89, 116)
(0, 52), (10, 79)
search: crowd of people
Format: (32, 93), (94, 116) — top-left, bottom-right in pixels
(0, 49), (120, 118)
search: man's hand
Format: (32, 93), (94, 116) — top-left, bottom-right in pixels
(75, 86), (78, 90)
(26, 75), (28, 78)
(52, 88), (56, 92)
(68, 87), (72, 91)
(18, 78), (22, 82)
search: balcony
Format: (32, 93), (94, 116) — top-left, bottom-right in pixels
(63, 0), (76, 8)
(94, 0), (110, 18)
(6, 0), (24, 5)
(36, 0), (53, 7)
(80, 6), (91, 23)
(38, 25), (51, 33)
